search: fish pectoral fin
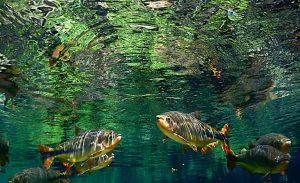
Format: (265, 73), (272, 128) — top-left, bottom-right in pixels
(189, 144), (198, 152)
(62, 163), (74, 175)
(201, 142), (219, 155)
(173, 133), (189, 143)
(172, 134), (196, 151)
(43, 157), (55, 169)
(162, 135), (168, 144)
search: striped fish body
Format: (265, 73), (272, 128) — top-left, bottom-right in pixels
(236, 145), (291, 174)
(156, 111), (229, 153)
(249, 133), (291, 153)
(74, 153), (113, 175)
(8, 167), (68, 183)
(38, 129), (121, 169)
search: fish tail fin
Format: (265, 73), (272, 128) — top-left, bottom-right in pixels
(37, 145), (55, 169)
(227, 160), (236, 170)
(221, 142), (232, 155)
(225, 149), (237, 170)
(219, 123), (231, 155)
(220, 123), (229, 136)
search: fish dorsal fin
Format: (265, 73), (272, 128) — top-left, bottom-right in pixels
(189, 111), (201, 120)
(240, 148), (247, 154)
(75, 126), (85, 136)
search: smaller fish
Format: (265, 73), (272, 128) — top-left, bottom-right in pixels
(0, 138), (9, 166)
(73, 153), (114, 175)
(226, 145), (291, 177)
(0, 138), (9, 154)
(8, 167), (69, 183)
(249, 133), (291, 153)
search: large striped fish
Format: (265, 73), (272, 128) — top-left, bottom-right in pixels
(38, 127), (121, 170)
(156, 111), (230, 154)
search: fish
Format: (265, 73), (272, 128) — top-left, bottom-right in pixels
(226, 145), (291, 177)
(249, 133), (291, 153)
(38, 127), (122, 170)
(156, 111), (230, 155)
(0, 138), (9, 154)
(8, 167), (69, 183)
(0, 138), (9, 166)
(73, 153), (114, 175)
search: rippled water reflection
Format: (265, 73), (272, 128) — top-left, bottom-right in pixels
(1, 0), (300, 182)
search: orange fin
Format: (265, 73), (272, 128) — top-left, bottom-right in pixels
(190, 144), (198, 152)
(37, 145), (55, 169)
(221, 143), (232, 155)
(38, 144), (54, 154)
(62, 163), (73, 175)
(220, 123), (229, 136)
(43, 157), (54, 169)
(201, 142), (218, 155)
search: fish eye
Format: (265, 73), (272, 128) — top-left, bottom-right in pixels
(166, 117), (171, 123)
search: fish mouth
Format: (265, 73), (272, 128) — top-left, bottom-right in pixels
(156, 115), (171, 132)
(108, 135), (122, 150)
(283, 140), (291, 147)
(281, 140), (291, 153)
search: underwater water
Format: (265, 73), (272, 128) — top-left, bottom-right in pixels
(0, 0), (300, 182)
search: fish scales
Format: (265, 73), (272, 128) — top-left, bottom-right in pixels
(166, 112), (222, 142)
(54, 130), (109, 162)
(38, 127), (122, 170)
(227, 145), (291, 175)
(156, 111), (231, 155)
(237, 145), (291, 165)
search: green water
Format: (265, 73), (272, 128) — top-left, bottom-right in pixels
(0, 0), (300, 182)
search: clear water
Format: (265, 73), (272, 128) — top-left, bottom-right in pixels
(0, 1), (300, 182)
